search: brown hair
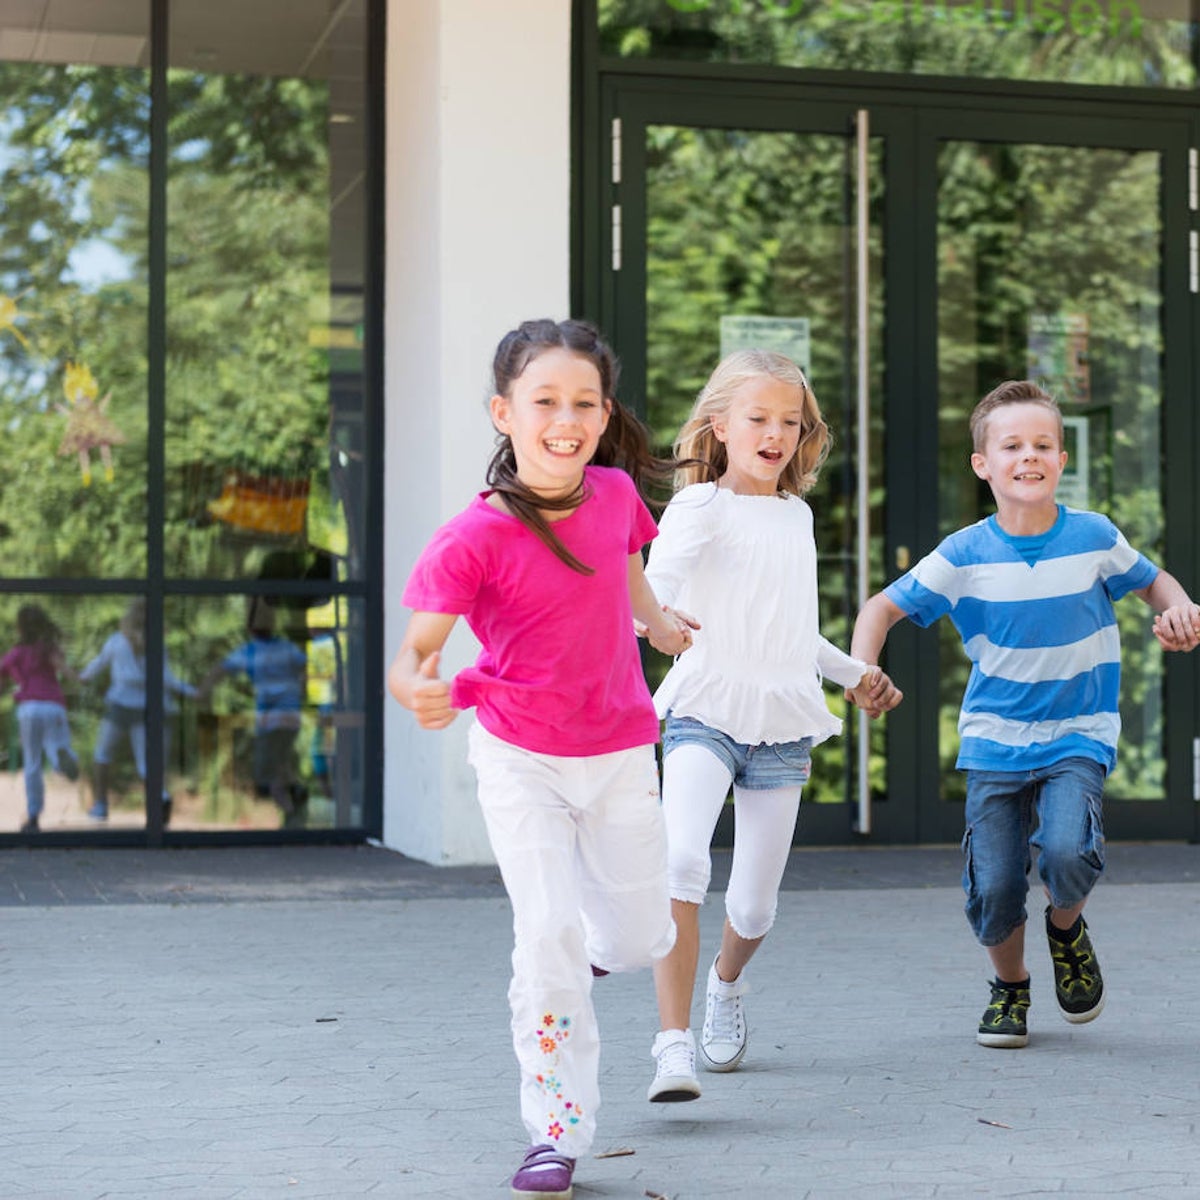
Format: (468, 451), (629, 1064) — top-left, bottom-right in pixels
(486, 318), (676, 574)
(15, 604), (62, 673)
(969, 380), (1064, 452)
(673, 349), (828, 495)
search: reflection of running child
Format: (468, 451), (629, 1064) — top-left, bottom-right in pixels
(389, 318), (694, 1200)
(0, 604), (80, 833)
(79, 598), (195, 823)
(201, 597), (308, 827)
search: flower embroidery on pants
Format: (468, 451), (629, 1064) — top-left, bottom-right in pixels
(535, 1013), (571, 1054)
(545, 1101), (582, 1142)
(533, 1014), (580, 1141)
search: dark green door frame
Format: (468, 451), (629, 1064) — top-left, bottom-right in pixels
(578, 70), (1199, 843)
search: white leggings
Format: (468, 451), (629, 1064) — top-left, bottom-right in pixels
(663, 742), (803, 940)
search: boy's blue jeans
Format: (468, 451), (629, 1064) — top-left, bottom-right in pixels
(962, 757), (1106, 947)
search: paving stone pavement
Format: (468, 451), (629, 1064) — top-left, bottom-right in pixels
(3, 842), (1200, 1199)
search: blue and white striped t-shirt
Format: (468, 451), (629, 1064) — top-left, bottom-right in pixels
(885, 506), (1158, 773)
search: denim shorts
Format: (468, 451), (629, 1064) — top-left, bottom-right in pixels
(962, 756), (1106, 946)
(662, 714), (812, 791)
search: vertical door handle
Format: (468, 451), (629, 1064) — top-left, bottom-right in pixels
(855, 108), (872, 836)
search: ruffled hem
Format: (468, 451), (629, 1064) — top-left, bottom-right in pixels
(654, 666), (844, 747)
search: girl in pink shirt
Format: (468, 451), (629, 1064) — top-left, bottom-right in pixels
(1, 604), (80, 832)
(389, 318), (694, 1200)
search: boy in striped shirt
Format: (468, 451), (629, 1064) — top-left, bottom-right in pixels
(851, 380), (1200, 1048)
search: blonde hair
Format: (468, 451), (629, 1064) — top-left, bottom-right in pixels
(969, 380), (1063, 452)
(119, 597), (146, 657)
(673, 349), (829, 495)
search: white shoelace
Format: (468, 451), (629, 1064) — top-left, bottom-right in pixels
(705, 987), (744, 1044)
(656, 1037), (696, 1080)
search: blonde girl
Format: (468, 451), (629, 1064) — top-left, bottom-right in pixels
(645, 349), (900, 1102)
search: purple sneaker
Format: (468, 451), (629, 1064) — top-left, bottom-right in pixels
(510, 1143), (575, 1199)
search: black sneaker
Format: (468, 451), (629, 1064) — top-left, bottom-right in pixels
(977, 977), (1030, 1048)
(1046, 906), (1104, 1023)
(19, 815), (40, 833)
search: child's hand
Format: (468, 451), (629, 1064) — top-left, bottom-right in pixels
(410, 651), (459, 729)
(845, 667), (903, 719)
(1153, 603), (1200, 652)
(645, 606), (699, 657)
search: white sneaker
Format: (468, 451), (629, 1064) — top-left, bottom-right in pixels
(647, 1029), (701, 1102)
(698, 958), (748, 1072)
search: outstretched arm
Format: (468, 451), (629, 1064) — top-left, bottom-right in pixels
(850, 592), (907, 666)
(845, 593), (908, 716)
(1137, 570), (1200, 652)
(629, 553), (697, 657)
(388, 611), (461, 729)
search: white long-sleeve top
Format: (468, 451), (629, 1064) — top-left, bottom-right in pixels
(645, 482), (867, 747)
(80, 632), (196, 713)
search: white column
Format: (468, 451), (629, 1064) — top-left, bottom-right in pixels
(382, 0), (572, 864)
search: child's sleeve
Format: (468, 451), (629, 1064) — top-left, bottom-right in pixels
(78, 637), (112, 683)
(402, 524), (484, 615)
(883, 548), (957, 628)
(221, 644), (248, 675)
(622, 474), (659, 555)
(166, 664), (197, 700)
(815, 636), (869, 689)
(1101, 523), (1159, 601)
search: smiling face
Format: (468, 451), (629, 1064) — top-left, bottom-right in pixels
(971, 401), (1067, 523)
(489, 347), (612, 502)
(711, 376), (806, 495)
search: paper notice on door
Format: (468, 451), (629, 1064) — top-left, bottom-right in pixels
(1059, 415), (1089, 509)
(1028, 312), (1090, 406)
(719, 315), (810, 376)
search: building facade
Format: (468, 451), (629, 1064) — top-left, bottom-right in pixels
(2, 0), (1198, 860)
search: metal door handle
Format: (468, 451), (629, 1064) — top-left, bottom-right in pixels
(855, 108), (872, 836)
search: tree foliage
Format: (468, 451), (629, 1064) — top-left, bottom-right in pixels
(0, 59), (347, 818)
(0, 60), (339, 600)
(598, 0), (1194, 88)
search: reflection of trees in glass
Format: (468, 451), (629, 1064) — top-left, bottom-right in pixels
(644, 125), (887, 806)
(937, 143), (1164, 800)
(164, 71), (336, 579)
(0, 64), (150, 583)
(0, 59), (340, 649)
(598, 0), (1194, 88)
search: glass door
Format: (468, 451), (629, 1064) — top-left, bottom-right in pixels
(909, 108), (1198, 842)
(598, 85), (895, 844)
(593, 80), (1198, 843)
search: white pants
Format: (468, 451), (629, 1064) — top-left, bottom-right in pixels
(467, 722), (675, 1157)
(662, 742), (803, 940)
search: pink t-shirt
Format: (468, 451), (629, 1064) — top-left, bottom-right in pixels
(403, 465), (661, 756)
(0, 644), (66, 705)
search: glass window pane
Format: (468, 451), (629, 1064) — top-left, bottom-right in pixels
(642, 124), (886, 808)
(165, 593), (366, 831)
(0, 13), (150, 578)
(0, 594), (163, 833)
(165, 0), (368, 583)
(598, 1), (1196, 90)
(936, 140), (1164, 802)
